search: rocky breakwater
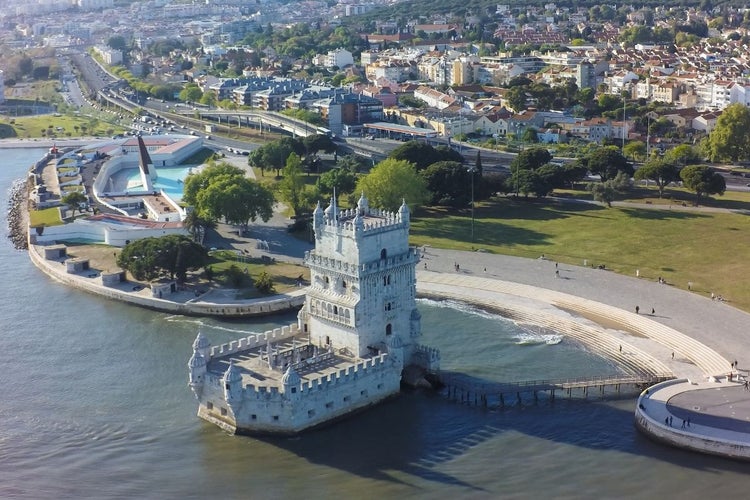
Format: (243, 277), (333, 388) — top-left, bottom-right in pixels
(6, 177), (30, 250)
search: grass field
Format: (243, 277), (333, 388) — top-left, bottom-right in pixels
(207, 250), (309, 298)
(29, 207), (63, 227)
(410, 196), (750, 311)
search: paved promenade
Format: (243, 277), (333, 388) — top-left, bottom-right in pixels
(416, 247), (750, 459)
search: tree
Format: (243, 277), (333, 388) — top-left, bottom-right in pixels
(317, 168), (357, 199)
(535, 163), (566, 194)
(107, 36), (127, 51)
(634, 159), (680, 197)
(705, 103), (750, 162)
(249, 137), (305, 177)
(61, 191), (87, 217)
(18, 56), (33, 78)
(581, 145), (633, 181)
(664, 144), (702, 167)
(355, 158), (429, 211)
(183, 162), (274, 231)
(522, 128), (540, 143)
(587, 171), (632, 207)
(116, 235), (208, 282)
(680, 165), (726, 204)
(182, 163), (246, 206)
(254, 271), (276, 294)
(389, 141), (461, 171)
(182, 210), (216, 243)
(623, 141), (647, 161)
(277, 153), (306, 215)
(336, 154), (369, 174)
(422, 161), (471, 207)
(510, 147), (552, 172)
(506, 168), (546, 198)
(179, 84), (203, 103)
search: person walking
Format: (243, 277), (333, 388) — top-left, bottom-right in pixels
(635, 305), (640, 314)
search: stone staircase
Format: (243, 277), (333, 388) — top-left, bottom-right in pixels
(417, 272), (729, 380)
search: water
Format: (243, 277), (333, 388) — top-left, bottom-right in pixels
(118, 165), (192, 201)
(1, 148), (748, 498)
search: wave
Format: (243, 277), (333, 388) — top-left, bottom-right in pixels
(417, 297), (513, 322)
(161, 315), (268, 336)
(514, 331), (563, 346)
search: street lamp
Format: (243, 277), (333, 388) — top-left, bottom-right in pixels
(467, 165), (476, 242)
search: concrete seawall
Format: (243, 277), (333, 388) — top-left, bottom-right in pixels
(28, 243), (306, 317)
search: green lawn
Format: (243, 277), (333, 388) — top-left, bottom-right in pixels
(410, 197), (750, 311)
(207, 250), (309, 298)
(29, 207), (63, 227)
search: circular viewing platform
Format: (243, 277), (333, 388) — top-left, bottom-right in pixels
(635, 377), (750, 461)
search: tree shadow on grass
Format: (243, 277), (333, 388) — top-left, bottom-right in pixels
(411, 218), (551, 248)
(619, 208), (711, 221)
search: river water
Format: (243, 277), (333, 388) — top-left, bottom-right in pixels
(1, 148), (748, 499)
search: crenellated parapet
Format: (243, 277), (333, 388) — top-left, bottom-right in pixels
(206, 353), (392, 403)
(412, 344), (441, 371)
(305, 246), (419, 275)
(208, 324), (301, 359)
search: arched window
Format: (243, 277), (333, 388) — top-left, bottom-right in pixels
(387, 275), (391, 285)
(380, 248), (387, 260)
(386, 324), (392, 336)
(333, 305), (338, 315)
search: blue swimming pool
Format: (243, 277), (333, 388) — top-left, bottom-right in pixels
(124, 166), (192, 201)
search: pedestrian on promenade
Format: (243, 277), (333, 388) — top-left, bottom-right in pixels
(672, 352), (675, 360)
(665, 417), (669, 426)
(669, 416), (673, 426)
(688, 281), (693, 290)
(681, 419), (686, 429)
(636, 269), (640, 278)
(651, 307), (655, 315)
(687, 418), (691, 427)
(619, 345), (622, 353)
(635, 305), (640, 314)
(555, 270), (560, 278)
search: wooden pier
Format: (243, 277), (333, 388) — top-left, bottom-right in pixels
(439, 372), (674, 408)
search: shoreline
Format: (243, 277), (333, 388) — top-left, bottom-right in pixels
(10, 142), (750, 461)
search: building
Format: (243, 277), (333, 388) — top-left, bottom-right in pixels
(325, 48), (354, 69)
(188, 194), (440, 434)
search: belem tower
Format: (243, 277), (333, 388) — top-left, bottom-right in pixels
(188, 194), (441, 434)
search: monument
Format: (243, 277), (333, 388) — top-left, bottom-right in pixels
(188, 194), (440, 434)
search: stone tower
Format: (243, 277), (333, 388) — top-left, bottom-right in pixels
(301, 193), (423, 365)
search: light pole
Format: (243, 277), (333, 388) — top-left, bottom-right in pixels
(467, 165), (476, 242)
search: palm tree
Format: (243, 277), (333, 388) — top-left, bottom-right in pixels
(183, 211), (216, 244)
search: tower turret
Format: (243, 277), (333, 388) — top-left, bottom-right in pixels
(222, 360), (243, 409)
(357, 192), (369, 215)
(324, 195), (337, 222)
(313, 201), (324, 235)
(385, 332), (404, 368)
(192, 332), (210, 360)
(187, 348), (207, 399)
(281, 365), (301, 401)
(399, 198), (410, 226)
